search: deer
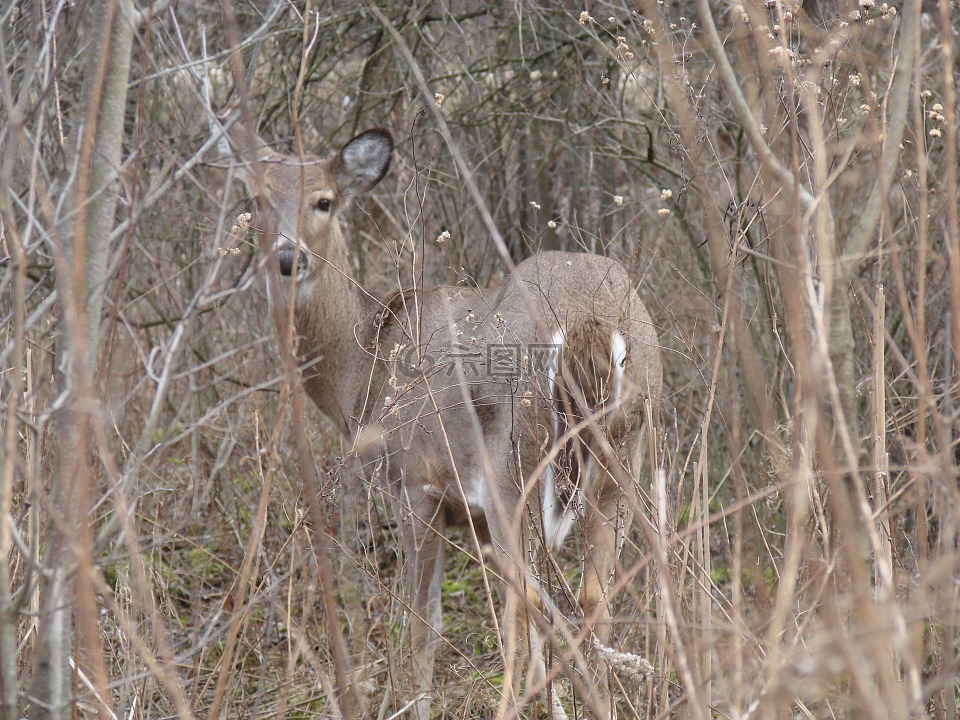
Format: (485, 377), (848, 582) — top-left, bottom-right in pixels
(223, 123), (662, 720)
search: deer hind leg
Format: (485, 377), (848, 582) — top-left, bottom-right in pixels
(482, 493), (569, 720)
(515, 575), (573, 720)
(579, 454), (632, 645)
(397, 485), (446, 720)
(578, 434), (643, 720)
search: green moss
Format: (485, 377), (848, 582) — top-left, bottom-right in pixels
(102, 561), (125, 591)
(710, 566), (732, 584)
(473, 632), (498, 655)
(442, 578), (466, 596)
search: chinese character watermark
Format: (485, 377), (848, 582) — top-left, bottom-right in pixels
(392, 343), (561, 381)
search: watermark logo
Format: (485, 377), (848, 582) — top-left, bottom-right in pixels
(393, 342), (561, 380)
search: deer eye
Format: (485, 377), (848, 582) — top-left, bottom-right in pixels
(316, 198), (331, 212)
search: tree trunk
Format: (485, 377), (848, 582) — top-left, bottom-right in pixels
(29, 2), (136, 718)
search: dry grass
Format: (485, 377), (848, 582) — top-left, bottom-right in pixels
(2, 1), (959, 718)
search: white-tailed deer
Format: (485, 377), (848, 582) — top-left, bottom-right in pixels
(228, 125), (661, 719)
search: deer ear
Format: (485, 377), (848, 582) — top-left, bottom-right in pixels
(334, 129), (393, 195)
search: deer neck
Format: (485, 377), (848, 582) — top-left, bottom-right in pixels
(291, 232), (377, 439)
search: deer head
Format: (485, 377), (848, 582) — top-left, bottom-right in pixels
(220, 126), (395, 433)
(237, 128), (394, 292)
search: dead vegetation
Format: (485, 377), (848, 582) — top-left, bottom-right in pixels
(1, 1), (959, 718)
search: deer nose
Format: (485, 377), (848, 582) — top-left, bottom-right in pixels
(276, 244), (308, 277)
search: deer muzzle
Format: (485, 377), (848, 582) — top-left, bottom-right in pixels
(275, 241), (308, 277)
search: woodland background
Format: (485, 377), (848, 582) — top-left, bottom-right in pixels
(1, 0), (959, 718)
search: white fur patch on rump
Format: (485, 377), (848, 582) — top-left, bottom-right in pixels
(541, 329), (628, 548)
(610, 331), (626, 407)
(543, 329), (576, 547)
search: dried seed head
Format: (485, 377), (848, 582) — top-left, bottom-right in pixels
(591, 638), (655, 683)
